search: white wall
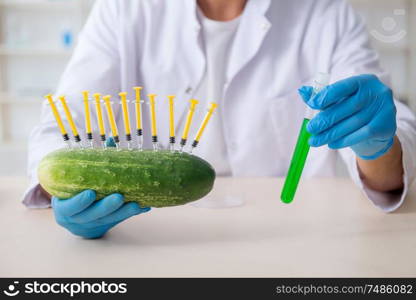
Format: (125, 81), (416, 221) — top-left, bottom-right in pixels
(349, 0), (416, 109)
(0, 0), (94, 175)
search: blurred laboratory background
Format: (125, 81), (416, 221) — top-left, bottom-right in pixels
(0, 0), (415, 176)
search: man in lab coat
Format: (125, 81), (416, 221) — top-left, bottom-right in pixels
(25, 0), (416, 239)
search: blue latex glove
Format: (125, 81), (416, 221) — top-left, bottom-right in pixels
(106, 137), (117, 147)
(299, 74), (397, 160)
(52, 191), (150, 239)
(52, 137), (151, 239)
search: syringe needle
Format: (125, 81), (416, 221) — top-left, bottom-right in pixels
(134, 87), (144, 151)
(103, 95), (121, 150)
(119, 92), (132, 150)
(93, 93), (107, 148)
(148, 94), (159, 151)
(82, 91), (94, 148)
(59, 95), (82, 148)
(45, 94), (71, 148)
(190, 102), (218, 153)
(168, 95), (176, 152)
(281, 72), (331, 204)
(180, 99), (199, 152)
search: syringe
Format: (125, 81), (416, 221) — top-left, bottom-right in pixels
(180, 99), (199, 152)
(103, 95), (121, 149)
(45, 94), (71, 148)
(58, 95), (82, 148)
(93, 93), (107, 148)
(119, 92), (133, 150)
(148, 94), (159, 151)
(190, 102), (218, 153)
(82, 91), (94, 148)
(133, 87), (144, 150)
(281, 72), (330, 204)
(168, 95), (176, 152)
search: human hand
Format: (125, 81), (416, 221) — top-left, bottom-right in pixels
(299, 74), (397, 160)
(52, 190), (150, 239)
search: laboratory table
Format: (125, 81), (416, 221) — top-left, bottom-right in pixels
(0, 176), (415, 277)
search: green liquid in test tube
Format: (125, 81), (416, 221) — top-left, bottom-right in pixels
(280, 73), (330, 204)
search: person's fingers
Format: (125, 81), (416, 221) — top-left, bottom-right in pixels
(70, 194), (125, 224)
(106, 137), (116, 148)
(298, 86), (314, 103)
(92, 202), (151, 225)
(309, 76), (361, 110)
(327, 108), (396, 150)
(327, 124), (374, 149)
(52, 190), (96, 217)
(309, 108), (372, 147)
(307, 93), (364, 135)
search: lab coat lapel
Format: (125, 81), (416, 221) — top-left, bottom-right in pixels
(226, 0), (271, 82)
(174, 0), (206, 127)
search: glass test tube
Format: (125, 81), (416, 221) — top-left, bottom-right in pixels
(280, 73), (330, 204)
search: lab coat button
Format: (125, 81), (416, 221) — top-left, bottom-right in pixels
(185, 87), (193, 94)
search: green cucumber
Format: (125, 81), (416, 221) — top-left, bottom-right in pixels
(38, 149), (216, 207)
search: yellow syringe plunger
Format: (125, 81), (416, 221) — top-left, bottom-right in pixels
(93, 93), (106, 143)
(168, 95), (176, 141)
(134, 87), (143, 136)
(103, 95), (120, 145)
(180, 99), (199, 147)
(119, 92), (132, 142)
(58, 95), (81, 143)
(45, 94), (69, 142)
(192, 102), (218, 149)
(148, 94), (158, 143)
(134, 87), (143, 103)
(82, 91), (93, 140)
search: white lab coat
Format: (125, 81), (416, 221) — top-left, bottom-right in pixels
(25, 0), (416, 211)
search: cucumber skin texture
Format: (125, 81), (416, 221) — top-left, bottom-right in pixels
(38, 149), (216, 208)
